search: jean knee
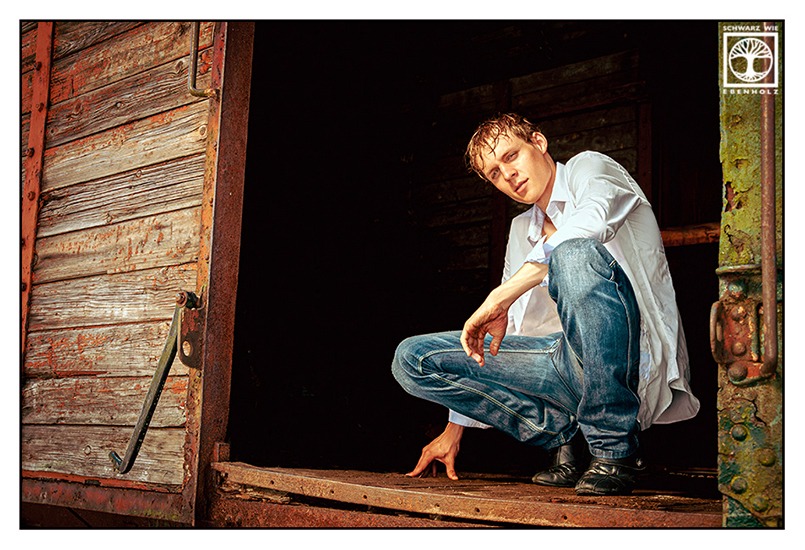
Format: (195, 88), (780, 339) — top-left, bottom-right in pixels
(550, 238), (608, 268)
(391, 336), (422, 393)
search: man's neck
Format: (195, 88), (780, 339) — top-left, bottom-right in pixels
(534, 156), (557, 213)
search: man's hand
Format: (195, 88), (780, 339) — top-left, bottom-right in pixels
(406, 422), (464, 480)
(460, 298), (509, 367)
(461, 261), (550, 366)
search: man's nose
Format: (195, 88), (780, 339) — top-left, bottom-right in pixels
(500, 165), (516, 181)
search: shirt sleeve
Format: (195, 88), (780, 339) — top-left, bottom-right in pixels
(448, 409), (492, 429)
(545, 154), (646, 256)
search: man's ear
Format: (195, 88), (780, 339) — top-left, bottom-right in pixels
(529, 131), (547, 153)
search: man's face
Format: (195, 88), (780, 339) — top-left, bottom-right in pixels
(477, 132), (554, 206)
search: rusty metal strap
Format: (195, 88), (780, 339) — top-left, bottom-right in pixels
(21, 22), (54, 359)
(109, 291), (202, 474)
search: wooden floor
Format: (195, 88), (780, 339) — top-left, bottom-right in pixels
(209, 462), (723, 528)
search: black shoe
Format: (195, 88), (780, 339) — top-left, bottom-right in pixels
(532, 432), (589, 488)
(574, 455), (645, 496)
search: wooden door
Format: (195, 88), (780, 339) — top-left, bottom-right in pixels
(21, 21), (253, 525)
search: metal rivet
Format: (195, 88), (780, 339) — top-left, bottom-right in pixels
(732, 342), (747, 356)
(730, 306), (746, 321)
(751, 496), (769, 512)
(728, 282), (745, 299)
(731, 425), (748, 441)
(756, 447), (776, 467)
(728, 363), (748, 382)
(731, 477), (748, 494)
(27, 190), (36, 200)
(83, 445), (92, 456)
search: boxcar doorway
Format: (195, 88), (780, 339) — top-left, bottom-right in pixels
(226, 21), (723, 520)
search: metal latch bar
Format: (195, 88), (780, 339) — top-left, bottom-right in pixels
(109, 291), (201, 474)
(188, 22), (217, 99)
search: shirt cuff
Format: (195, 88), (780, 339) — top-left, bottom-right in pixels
(524, 243), (551, 287)
(448, 410), (492, 429)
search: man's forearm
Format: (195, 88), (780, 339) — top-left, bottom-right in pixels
(488, 261), (549, 309)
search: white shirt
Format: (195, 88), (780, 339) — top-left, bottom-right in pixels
(450, 151), (700, 430)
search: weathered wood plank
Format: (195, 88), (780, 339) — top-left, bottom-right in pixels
(22, 22), (143, 72)
(211, 464), (721, 528)
(28, 264), (198, 332)
(22, 376), (187, 427)
(22, 425), (185, 485)
(25, 320), (191, 379)
(24, 325), (166, 378)
(34, 207), (201, 284)
(46, 48), (213, 148)
(52, 22), (145, 62)
(49, 21), (214, 105)
(514, 79), (645, 120)
(437, 51), (639, 115)
(38, 154), (205, 238)
(510, 50), (639, 97)
(42, 101), (209, 192)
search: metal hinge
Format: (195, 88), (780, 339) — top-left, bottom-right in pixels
(710, 267), (775, 386)
(109, 290), (204, 474)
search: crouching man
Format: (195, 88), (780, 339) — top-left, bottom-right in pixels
(392, 113), (699, 495)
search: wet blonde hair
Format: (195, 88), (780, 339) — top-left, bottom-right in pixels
(465, 113), (541, 181)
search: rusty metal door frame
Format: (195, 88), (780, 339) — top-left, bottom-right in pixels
(180, 21), (254, 526)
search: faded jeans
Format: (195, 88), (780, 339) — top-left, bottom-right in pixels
(392, 238), (641, 459)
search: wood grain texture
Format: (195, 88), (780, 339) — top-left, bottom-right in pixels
(41, 101), (210, 192)
(38, 154), (205, 238)
(28, 264), (198, 332)
(46, 49), (212, 148)
(25, 320), (191, 379)
(34, 207), (201, 284)
(22, 425), (185, 485)
(22, 375), (187, 427)
(48, 21), (214, 105)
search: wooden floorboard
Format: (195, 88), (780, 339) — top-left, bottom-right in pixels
(211, 462), (722, 528)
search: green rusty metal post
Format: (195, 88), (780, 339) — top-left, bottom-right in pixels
(716, 22), (783, 527)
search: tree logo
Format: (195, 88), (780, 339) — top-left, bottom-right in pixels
(723, 31), (778, 88)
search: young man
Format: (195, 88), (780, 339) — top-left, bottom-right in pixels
(391, 113), (699, 495)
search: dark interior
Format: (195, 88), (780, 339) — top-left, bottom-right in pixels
(229, 20), (722, 476)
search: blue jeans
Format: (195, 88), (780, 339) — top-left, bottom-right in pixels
(392, 238), (641, 459)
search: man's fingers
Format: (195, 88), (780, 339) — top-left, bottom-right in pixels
(489, 334), (503, 356)
(405, 451), (433, 478)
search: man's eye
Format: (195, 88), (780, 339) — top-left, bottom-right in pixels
(490, 170), (499, 179)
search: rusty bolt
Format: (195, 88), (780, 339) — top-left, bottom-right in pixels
(728, 363), (748, 382)
(751, 496), (770, 513)
(727, 282), (745, 300)
(27, 190), (36, 201)
(37, 102), (45, 112)
(731, 342), (747, 356)
(730, 477), (748, 494)
(83, 445), (92, 456)
(176, 292), (189, 307)
(756, 447), (776, 467)
(25, 147), (35, 157)
(35, 61), (42, 71)
(21, 282), (27, 292)
(730, 306), (746, 321)
(731, 424), (748, 441)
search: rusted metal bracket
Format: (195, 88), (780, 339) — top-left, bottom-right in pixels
(188, 22), (218, 99)
(109, 291), (203, 474)
(710, 265), (775, 386)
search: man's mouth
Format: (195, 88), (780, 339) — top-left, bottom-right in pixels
(514, 179), (528, 194)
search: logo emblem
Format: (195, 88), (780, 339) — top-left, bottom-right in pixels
(723, 32), (778, 88)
